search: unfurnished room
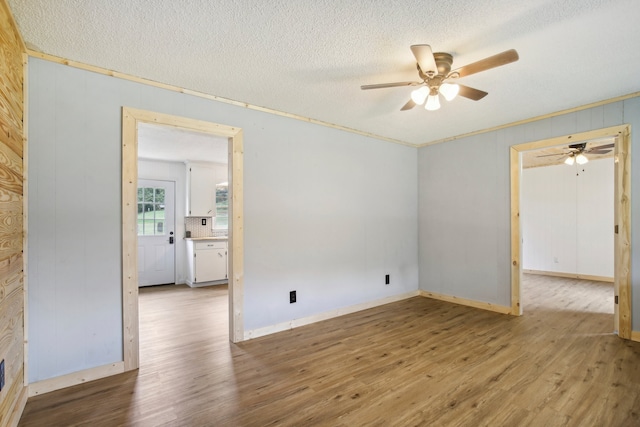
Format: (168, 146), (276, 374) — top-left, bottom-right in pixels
(1, 1), (640, 426)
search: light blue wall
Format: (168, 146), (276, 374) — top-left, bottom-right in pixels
(27, 58), (419, 383)
(418, 98), (640, 329)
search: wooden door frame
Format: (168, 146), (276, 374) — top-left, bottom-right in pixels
(510, 124), (632, 339)
(122, 107), (244, 371)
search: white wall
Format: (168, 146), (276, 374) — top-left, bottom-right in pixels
(521, 159), (614, 278)
(138, 159), (187, 284)
(418, 99), (640, 323)
(26, 58), (419, 383)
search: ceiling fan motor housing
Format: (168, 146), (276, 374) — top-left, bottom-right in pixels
(433, 52), (453, 75)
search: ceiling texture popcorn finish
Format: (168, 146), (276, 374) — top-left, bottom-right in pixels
(8, 0), (640, 146)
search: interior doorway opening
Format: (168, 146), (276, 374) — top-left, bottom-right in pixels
(510, 124), (631, 339)
(122, 108), (245, 372)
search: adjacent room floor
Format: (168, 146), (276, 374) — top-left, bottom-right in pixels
(18, 275), (640, 426)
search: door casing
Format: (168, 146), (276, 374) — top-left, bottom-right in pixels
(510, 124), (631, 338)
(122, 107), (244, 371)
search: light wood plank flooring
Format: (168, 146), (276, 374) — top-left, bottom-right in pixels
(19, 275), (640, 426)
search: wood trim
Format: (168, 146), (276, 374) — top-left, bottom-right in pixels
(631, 331), (640, 343)
(615, 125), (632, 339)
(122, 108), (245, 370)
(27, 362), (125, 397)
(121, 108), (139, 370)
(27, 50), (412, 147)
(245, 291), (420, 340)
(419, 290), (513, 315)
(419, 93), (640, 147)
(510, 125), (632, 338)
(228, 131), (244, 342)
(21, 52), (28, 387)
(522, 270), (614, 283)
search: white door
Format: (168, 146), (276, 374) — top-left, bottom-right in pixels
(137, 179), (175, 286)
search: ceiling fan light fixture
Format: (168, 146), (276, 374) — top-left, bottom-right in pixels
(576, 153), (589, 165)
(410, 86), (429, 105)
(439, 83), (459, 101)
(564, 155), (575, 166)
(425, 94), (440, 111)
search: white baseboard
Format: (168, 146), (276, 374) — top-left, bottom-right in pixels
(419, 290), (513, 315)
(244, 290), (421, 340)
(28, 361), (125, 397)
(186, 279), (227, 288)
(523, 269), (614, 283)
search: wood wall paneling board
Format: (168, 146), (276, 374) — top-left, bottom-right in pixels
(550, 111), (578, 138)
(493, 130), (512, 305)
(0, 0), (25, 425)
(603, 101), (624, 128)
(84, 69), (129, 354)
(576, 108), (593, 132)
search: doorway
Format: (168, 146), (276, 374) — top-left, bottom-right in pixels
(137, 179), (176, 287)
(510, 124), (631, 339)
(122, 107), (245, 372)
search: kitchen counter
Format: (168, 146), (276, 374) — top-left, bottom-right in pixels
(185, 236), (228, 241)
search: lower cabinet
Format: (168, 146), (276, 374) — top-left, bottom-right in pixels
(186, 239), (227, 286)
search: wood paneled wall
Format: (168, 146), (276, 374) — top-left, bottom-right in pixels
(0, 0), (26, 425)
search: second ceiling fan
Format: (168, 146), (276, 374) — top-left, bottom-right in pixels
(361, 45), (519, 111)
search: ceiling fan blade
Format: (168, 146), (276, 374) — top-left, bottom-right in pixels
(457, 84), (488, 101)
(591, 143), (615, 150)
(400, 99), (416, 111)
(360, 81), (419, 90)
(453, 49), (519, 78)
(410, 44), (437, 75)
(588, 149), (612, 154)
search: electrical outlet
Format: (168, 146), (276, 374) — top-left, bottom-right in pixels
(201, 218), (207, 226)
(0, 359), (4, 391)
(290, 290), (297, 304)
(385, 274), (390, 285)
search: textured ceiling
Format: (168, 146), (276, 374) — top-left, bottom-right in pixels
(8, 0), (640, 146)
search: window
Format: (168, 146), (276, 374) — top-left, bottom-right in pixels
(215, 183), (228, 229)
(137, 186), (165, 235)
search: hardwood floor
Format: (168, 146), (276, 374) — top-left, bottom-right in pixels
(18, 275), (640, 426)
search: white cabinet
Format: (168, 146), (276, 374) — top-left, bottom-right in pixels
(188, 164), (216, 216)
(186, 239), (227, 287)
(187, 163), (228, 217)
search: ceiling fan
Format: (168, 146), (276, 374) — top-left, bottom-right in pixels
(360, 45), (519, 111)
(537, 142), (615, 165)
